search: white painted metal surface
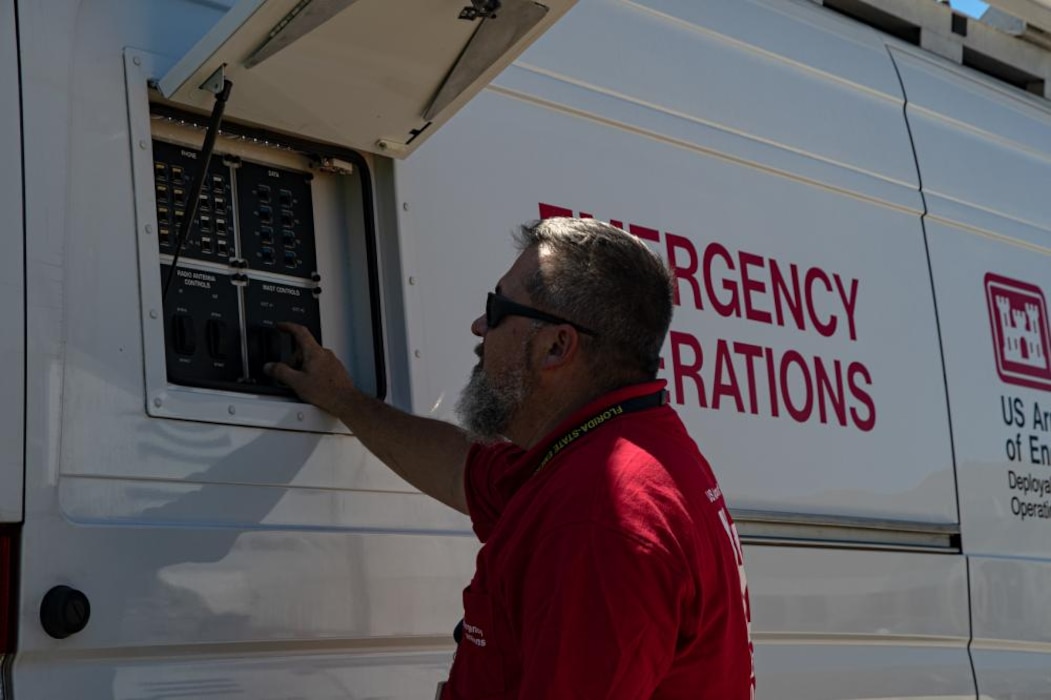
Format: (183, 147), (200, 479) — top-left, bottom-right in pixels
(11, 0), (1051, 696)
(746, 546), (973, 699)
(0, 0), (23, 525)
(16, 0), (473, 696)
(893, 43), (1051, 557)
(970, 556), (1051, 698)
(396, 0), (957, 524)
(894, 42), (1051, 698)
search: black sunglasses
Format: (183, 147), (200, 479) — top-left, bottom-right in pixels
(486, 292), (597, 336)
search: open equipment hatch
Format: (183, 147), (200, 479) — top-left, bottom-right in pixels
(157, 0), (575, 157)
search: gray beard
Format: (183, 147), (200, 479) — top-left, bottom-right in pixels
(455, 363), (529, 443)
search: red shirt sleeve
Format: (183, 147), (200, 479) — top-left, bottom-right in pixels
(515, 521), (682, 698)
(463, 441), (528, 542)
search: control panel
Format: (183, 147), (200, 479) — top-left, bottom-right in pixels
(153, 139), (324, 396)
(153, 141), (235, 264)
(236, 160), (318, 277)
(132, 108), (381, 433)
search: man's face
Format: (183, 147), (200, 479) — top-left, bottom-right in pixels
(455, 250), (543, 441)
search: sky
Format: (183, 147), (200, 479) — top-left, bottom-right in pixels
(950, 0), (990, 17)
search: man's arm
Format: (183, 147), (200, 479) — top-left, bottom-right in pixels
(265, 323), (471, 514)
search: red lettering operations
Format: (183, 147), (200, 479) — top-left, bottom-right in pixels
(538, 203), (876, 431)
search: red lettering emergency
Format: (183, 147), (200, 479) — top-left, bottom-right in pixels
(539, 203), (877, 431)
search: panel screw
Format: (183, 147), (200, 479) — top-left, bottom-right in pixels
(228, 405), (236, 415)
(297, 412), (305, 421)
(153, 397), (162, 407)
(139, 140), (148, 149)
(145, 224), (153, 234)
(132, 56), (142, 66)
(402, 202), (410, 211)
(149, 309), (158, 319)
(414, 350), (422, 358)
(408, 277), (416, 285)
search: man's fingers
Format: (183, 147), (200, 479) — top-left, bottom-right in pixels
(265, 327), (352, 415)
(276, 322), (320, 353)
(264, 361), (301, 387)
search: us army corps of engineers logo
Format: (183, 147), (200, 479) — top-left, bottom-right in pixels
(986, 273), (1051, 524)
(986, 273), (1051, 392)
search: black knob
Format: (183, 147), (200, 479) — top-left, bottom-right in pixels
(40, 585), (91, 639)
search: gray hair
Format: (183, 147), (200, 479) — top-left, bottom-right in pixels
(514, 217), (674, 387)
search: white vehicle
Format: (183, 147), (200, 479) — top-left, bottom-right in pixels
(2, 0), (1051, 697)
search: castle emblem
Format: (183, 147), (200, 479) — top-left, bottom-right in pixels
(986, 273), (1051, 391)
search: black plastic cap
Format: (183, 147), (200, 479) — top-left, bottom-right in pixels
(40, 585), (91, 640)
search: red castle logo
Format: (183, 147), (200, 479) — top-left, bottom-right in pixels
(986, 273), (1051, 391)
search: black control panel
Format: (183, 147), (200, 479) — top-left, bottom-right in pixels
(154, 139), (322, 396)
(153, 141), (235, 264)
(237, 161), (317, 277)
(162, 264), (244, 389)
(244, 280), (322, 385)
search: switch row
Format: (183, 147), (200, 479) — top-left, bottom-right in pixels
(259, 226), (297, 248)
(171, 315), (232, 360)
(255, 184), (294, 207)
(170, 315), (300, 370)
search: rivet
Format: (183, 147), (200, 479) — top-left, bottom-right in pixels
(132, 56), (142, 66)
(153, 397), (162, 407)
(402, 202), (410, 211)
(139, 140), (148, 149)
(408, 277), (416, 285)
(228, 405), (236, 415)
(145, 224), (153, 234)
(414, 350), (422, 358)
(297, 412), (305, 421)
(149, 309), (158, 319)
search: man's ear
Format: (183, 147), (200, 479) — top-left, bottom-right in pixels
(538, 326), (580, 370)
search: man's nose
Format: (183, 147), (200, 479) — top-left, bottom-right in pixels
(470, 314), (487, 337)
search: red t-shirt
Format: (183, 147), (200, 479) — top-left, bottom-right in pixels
(443, 381), (755, 699)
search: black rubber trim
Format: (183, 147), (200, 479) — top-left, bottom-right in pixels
(15, 0), (27, 527)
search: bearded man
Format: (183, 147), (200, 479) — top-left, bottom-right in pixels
(266, 217), (755, 699)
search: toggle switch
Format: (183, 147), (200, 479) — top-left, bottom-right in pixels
(248, 326), (298, 379)
(206, 319), (228, 359)
(171, 314), (196, 356)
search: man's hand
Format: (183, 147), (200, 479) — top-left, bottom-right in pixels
(264, 322), (470, 514)
(264, 323), (355, 416)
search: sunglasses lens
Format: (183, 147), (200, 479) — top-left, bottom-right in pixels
(486, 293), (499, 328)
